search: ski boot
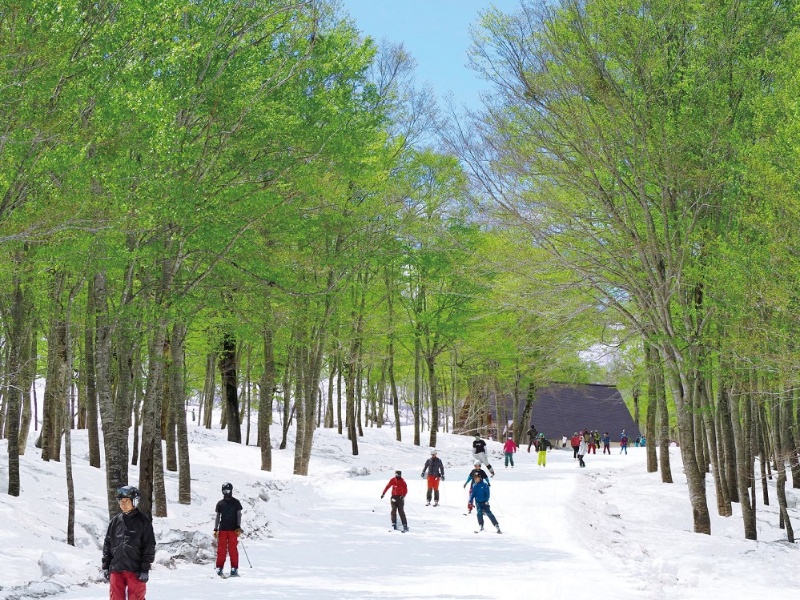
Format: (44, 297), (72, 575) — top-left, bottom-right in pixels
(230, 568), (239, 577)
(216, 568), (223, 577)
(402, 526), (409, 533)
(495, 525), (502, 534)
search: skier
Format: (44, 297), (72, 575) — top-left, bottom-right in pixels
(213, 482), (243, 577)
(102, 485), (156, 600)
(468, 473), (501, 533)
(570, 432), (581, 459)
(537, 432), (548, 467)
(601, 431), (611, 454)
(620, 430), (629, 455)
(526, 425), (538, 452)
(502, 435), (517, 468)
(381, 470), (409, 531)
(463, 460), (491, 514)
(472, 433), (496, 476)
(577, 434), (588, 468)
(421, 448), (445, 506)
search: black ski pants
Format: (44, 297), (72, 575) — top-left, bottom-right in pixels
(390, 495), (407, 527)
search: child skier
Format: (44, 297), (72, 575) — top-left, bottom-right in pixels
(502, 435), (517, 468)
(381, 470), (409, 532)
(421, 448), (445, 506)
(463, 460), (491, 514)
(468, 473), (501, 533)
(537, 432), (548, 467)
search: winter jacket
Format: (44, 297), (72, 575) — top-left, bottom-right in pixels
(578, 439), (588, 456)
(464, 468), (490, 487)
(382, 476), (408, 497)
(570, 435), (581, 447)
(503, 439), (517, 453)
(215, 496), (243, 531)
(472, 439), (487, 454)
(601, 434), (611, 445)
(102, 509), (156, 574)
(468, 480), (491, 504)
(526, 427), (538, 442)
(620, 435), (629, 446)
(422, 456), (445, 478)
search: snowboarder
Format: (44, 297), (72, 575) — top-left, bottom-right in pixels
(463, 460), (491, 514)
(213, 482), (243, 577)
(620, 431), (629, 455)
(102, 485), (156, 600)
(468, 473), (501, 533)
(381, 470), (409, 531)
(502, 435), (517, 468)
(421, 448), (445, 506)
(472, 433), (495, 476)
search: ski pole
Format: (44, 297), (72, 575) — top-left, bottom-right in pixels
(239, 538), (252, 568)
(371, 497), (383, 513)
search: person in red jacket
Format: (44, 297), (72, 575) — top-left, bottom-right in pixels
(502, 435), (518, 468)
(381, 470), (409, 532)
(570, 432), (581, 459)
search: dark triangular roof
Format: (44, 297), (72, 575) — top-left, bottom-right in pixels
(531, 383), (641, 440)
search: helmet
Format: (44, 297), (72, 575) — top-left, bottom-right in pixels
(394, 470), (402, 477)
(430, 448), (437, 455)
(474, 460), (481, 467)
(474, 432), (480, 438)
(222, 482), (233, 496)
(116, 486), (139, 505)
(539, 433), (545, 438)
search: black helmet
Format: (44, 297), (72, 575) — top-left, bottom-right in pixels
(222, 482), (233, 496)
(394, 470), (402, 477)
(116, 485), (139, 503)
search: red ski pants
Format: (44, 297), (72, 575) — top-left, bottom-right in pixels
(109, 571), (146, 600)
(216, 530), (239, 569)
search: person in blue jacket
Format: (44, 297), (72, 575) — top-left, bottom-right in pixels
(468, 473), (501, 533)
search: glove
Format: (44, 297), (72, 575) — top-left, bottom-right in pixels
(102, 569), (109, 582)
(213, 530), (218, 539)
(138, 572), (149, 583)
(463, 483), (467, 489)
(235, 528), (242, 536)
(381, 495), (385, 499)
(420, 473), (425, 478)
(441, 475), (445, 481)
(467, 502), (474, 511)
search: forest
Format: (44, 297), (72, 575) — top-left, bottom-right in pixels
(1, 0), (799, 544)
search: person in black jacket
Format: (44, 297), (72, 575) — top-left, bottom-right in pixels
(214, 482), (243, 577)
(102, 485), (156, 600)
(472, 433), (495, 476)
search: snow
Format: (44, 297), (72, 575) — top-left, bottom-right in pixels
(0, 419), (798, 599)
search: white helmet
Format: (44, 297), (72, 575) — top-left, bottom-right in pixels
(473, 460), (481, 467)
(430, 448), (438, 455)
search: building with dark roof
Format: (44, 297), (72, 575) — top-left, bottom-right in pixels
(531, 383), (641, 442)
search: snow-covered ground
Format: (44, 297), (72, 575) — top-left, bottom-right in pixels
(0, 417), (798, 599)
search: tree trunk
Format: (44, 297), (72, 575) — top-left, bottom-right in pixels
(644, 342), (658, 473)
(413, 333), (421, 446)
(172, 323), (191, 504)
(259, 322), (275, 471)
(42, 270), (68, 462)
(662, 347), (711, 534)
(6, 262), (31, 496)
(388, 341), (401, 442)
(717, 385), (739, 503)
(84, 278), (101, 468)
(729, 386), (757, 539)
(427, 355), (439, 449)
(218, 331), (241, 444)
(202, 352), (216, 430)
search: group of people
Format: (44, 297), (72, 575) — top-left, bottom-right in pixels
(380, 433), (503, 534)
(102, 481), (243, 598)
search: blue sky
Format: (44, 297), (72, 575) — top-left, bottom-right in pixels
(341, 1), (521, 111)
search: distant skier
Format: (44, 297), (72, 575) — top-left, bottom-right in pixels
(601, 432), (611, 454)
(381, 470), (409, 532)
(620, 431), (629, 455)
(472, 433), (496, 476)
(577, 435), (587, 468)
(213, 482), (243, 577)
(468, 473), (501, 533)
(102, 485), (155, 600)
(421, 448), (445, 506)
(526, 425), (538, 452)
(463, 460), (490, 514)
(570, 432), (581, 459)
(537, 433), (548, 467)
(502, 435), (517, 468)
